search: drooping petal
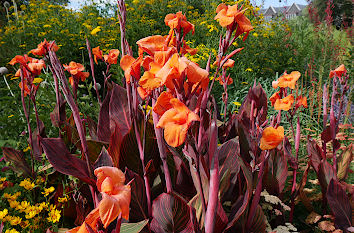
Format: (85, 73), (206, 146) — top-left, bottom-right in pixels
(260, 126), (284, 150)
(153, 91), (174, 116)
(94, 167), (125, 193)
(274, 94), (294, 111)
(99, 194), (121, 228)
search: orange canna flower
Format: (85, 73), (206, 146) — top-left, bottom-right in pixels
(214, 4), (253, 38)
(27, 59), (46, 76)
(137, 86), (150, 100)
(273, 71), (300, 89)
(153, 91), (174, 116)
(64, 61), (89, 86)
(9, 55), (32, 66)
(260, 126), (284, 150)
(216, 76), (233, 85)
(269, 91), (281, 106)
(30, 39), (59, 56)
(156, 98), (200, 147)
(180, 57), (209, 90)
(295, 96), (308, 108)
(120, 55), (143, 83)
(68, 167), (131, 232)
(213, 56), (235, 68)
(139, 53), (187, 91)
(164, 11), (195, 35)
(92, 46), (103, 64)
(104, 49), (120, 65)
(137, 35), (168, 56)
(19, 81), (31, 97)
(274, 94), (294, 111)
(329, 64), (346, 78)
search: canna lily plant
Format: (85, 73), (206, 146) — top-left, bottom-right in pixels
(2, 1), (352, 233)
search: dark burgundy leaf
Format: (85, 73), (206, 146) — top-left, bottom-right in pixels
(151, 192), (197, 233)
(41, 138), (95, 186)
(337, 147), (353, 181)
(307, 136), (323, 173)
(109, 83), (131, 138)
(327, 179), (352, 230)
(31, 119), (46, 160)
(86, 116), (98, 140)
(86, 139), (107, 163)
(238, 84), (268, 126)
(174, 155), (196, 199)
(318, 160), (337, 191)
(94, 147), (114, 169)
(225, 138), (253, 231)
(1, 147), (31, 177)
(97, 89), (112, 143)
(283, 137), (298, 169)
(249, 205), (267, 233)
(264, 150), (288, 195)
(50, 93), (66, 127)
(107, 125), (124, 168)
(125, 169), (148, 222)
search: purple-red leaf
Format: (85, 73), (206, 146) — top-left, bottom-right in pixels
(264, 150), (288, 195)
(307, 136), (323, 173)
(151, 193), (197, 233)
(50, 93), (66, 127)
(94, 147), (114, 169)
(41, 138), (95, 186)
(327, 179), (352, 230)
(1, 147), (31, 177)
(125, 169), (148, 222)
(318, 159), (337, 191)
(97, 89), (112, 142)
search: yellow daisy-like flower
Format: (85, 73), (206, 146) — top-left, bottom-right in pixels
(9, 200), (19, 209)
(22, 145), (31, 152)
(0, 209), (8, 220)
(42, 186), (55, 196)
(25, 210), (37, 219)
(5, 229), (20, 233)
(47, 208), (61, 223)
(19, 179), (35, 190)
(90, 26), (101, 36)
(0, 177), (6, 182)
(9, 216), (22, 225)
(233, 102), (241, 106)
(58, 195), (69, 203)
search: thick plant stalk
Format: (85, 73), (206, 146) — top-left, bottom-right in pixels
(151, 106), (173, 193)
(246, 151), (269, 231)
(205, 117), (219, 233)
(48, 51), (93, 179)
(20, 69), (35, 176)
(86, 38), (102, 105)
(329, 77), (337, 172)
(289, 117), (301, 222)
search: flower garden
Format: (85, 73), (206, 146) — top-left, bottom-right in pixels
(0, 0), (352, 232)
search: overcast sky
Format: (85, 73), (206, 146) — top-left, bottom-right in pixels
(69, 0), (309, 10)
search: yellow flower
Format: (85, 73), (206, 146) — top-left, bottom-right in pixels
(20, 220), (30, 228)
(58, 195), (69, 203)
(43, 24), (51, 28)
(19, 178), (35, 190)
(42, 186), (55, 196)
(23, 146), (30, 152)
(16, 201), (30, 212)
(90, 26), (101, 36)
(245, 68), (253, 72)
(9, 216), (22, 225)
(32, 78), (43, 84)
(233, 102), (241, 106)
(7, 115), (14, 118)
(0, 209), (8, 220)
(5, 229), (20, 233)
(0, 177), (6, 182)
(9, 200), (19, 209)
(35, 176), (45, 184)
(47, 208), (61, 223)
(25, 210), (37, 219)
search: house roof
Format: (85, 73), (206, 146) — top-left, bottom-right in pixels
(261, 3), (307, 16)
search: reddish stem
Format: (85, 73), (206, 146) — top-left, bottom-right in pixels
(86, 38), (102, 105)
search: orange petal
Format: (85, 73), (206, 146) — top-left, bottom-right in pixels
(260, 126), (284, 150)
(120, 55), (135, 71)
(139, 71), (163, 91)
(274, 94), (294, 111)
(153, 91), (174, 116)
(99, 194), (121, 228)
(163, 122), (188, 147)
(111, 185), (131, 220)
(136, 35), (167, 56)
(216, 3), (227, 13)
(94, 167), (125, 193)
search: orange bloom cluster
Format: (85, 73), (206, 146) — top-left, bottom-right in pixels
(68, 167), (131, 233)
(30, 39), (59, 56)
(153, 92), (200, 147)
(260, 126), (284, 150)
(165, 11), (194, 35)
(92, 47), (120, 65)
(214, 3), (253, 39)
(63, 61), (90, 87)
(329, 64), (347, 78)
(270, 71), (307, 111)
(9, 54), (46, 96)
